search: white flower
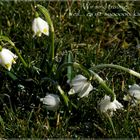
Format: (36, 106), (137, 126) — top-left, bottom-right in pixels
(32, 17), (49, 37)
(123, 84), (140, 106)
(128, 84), (140, 99)
(68, 74), (93, 98)
(40, 94), (60, 111)
(99, 95), (123, 115)
(0, 48), (18, 71)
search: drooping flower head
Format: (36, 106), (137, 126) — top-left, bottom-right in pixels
(123, 84), (140, 106)
(99, 95), (123, 115)
(128, 84), (140, 99)
(0, 48), (18, 71)
(68, 74), (93, 98)
(40, 94), (60, 111)
(32, 17), (49, 37)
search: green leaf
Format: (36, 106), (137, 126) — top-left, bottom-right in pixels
(0, 115), (5, 130)
(0, 35), (15, 46)
(57, 85), (69, 107)
(67, 51), (73, 81)
(6, 71), (18, 81)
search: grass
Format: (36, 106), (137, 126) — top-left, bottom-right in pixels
(0, 0), (140, 138)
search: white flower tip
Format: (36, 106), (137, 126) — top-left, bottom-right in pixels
(38, 33), (42, 37)
(123, 95), (131, 101)
(7, 67), (11, 71)
(68, 88), (75, 95)
(43, 28), (49, 36)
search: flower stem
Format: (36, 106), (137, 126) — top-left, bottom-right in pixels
(12, 44), (28, 68)
(57, 62), (91, 79)
(73, 62), (91, 79)
(67, 51), (73, 81)
(57, 85), (69, 107)
(106, 113), (116, 136)
(0, 45), (2, 51)
(91, 64), (140, 79)
(89, 70), (115, 101)
(36, 4), (55, 62)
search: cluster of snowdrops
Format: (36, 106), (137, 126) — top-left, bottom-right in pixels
(0, 4), (140, 116)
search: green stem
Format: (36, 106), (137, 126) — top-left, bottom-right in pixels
(36, 4), (54, 62)
(58, 62), (91, 79)
(89, 70), (115, 101)
(67, 51), (73, 81)
(106, 113), (116, 136)
(0, 36), (28, 68)
(12, 44), (28, 68)
(51, 30), (55, 61)
(91, 64), (140, 79)
(57, 85), (69, 107)
(0, 45), (2, 51)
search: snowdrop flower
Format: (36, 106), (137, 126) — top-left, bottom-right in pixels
(128, 84), (140, 99)
(40, 94), (60, 111)
(123, 84), (140, 106)
(32, 17), (49, 37)
(0, 48), (18, 71)
(68, 74), (93, 98)
(99, 95), (123, 115)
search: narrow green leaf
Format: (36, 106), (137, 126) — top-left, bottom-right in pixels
(0, 115), (5, 130)
(67, 51), (73, 81)
(7, 71), (18, 81)
(57, 85), (69, 107)
(0, 35), (15, 46)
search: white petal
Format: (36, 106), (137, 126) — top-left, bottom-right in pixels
(99, 95), (110, 112)
(32, 18), (40, 36)
(40, 94), (60, 111)
(72, 80), (85, 87)
(129, 84), (140, 99)
(69, 74), (93, 98)
(72, 74), (87, 82)
(4, 49), (17, 59)
(0, 48), (17, 71)
(37, 17), (49, 36)
(99, 95), (123, 113)
(78, 82), (93, 98)
(114, 100), (123, 109)
(72, 81), (86, 93)
(71, 74), (87, 93)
